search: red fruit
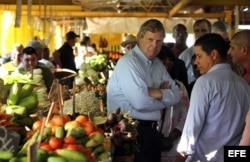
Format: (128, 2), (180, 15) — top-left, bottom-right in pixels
(62, 143), (69, 148)
(51, 114), (71, 126)
(49, 137), (63, 150)
(66, 144), (80, 152)
(63, 136), (76, 144)
(39, 143), (54, 152)
(82, 121), (95, 135)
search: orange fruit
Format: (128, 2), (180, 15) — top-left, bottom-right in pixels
(82, 121), (95, 135)
(46, 120), (55, 128)
(51, 114), (71, 126)
(75, 115), (89, 126)
(32, 120), (42, 130)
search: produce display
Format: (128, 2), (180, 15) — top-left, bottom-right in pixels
(102, 108), (137, 160)
(0, 114), (110, 162)
(0, 71), (42, 137)
(0, 69), (51, 132)
(0, 51), (129, 161)
(75, 54), (107, 87)
(74, 54), (108, 116)
(0, 69), (111, 162)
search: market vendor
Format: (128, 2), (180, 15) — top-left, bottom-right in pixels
(18, 46), (55, 92)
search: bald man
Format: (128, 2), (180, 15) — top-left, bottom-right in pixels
(228, 30), (250, 145)
(228, 29), (250, 83)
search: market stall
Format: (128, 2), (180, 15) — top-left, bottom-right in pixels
(0, 50), (136, 161)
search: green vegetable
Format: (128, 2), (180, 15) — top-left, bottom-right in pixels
(5, 105), (26, 115)
(56, 149), (87, 162)
(36, 149), (49, 162)
(55, 126), (64, 139)
(0, 150), (14, 160)
(20, 83), (33, 98)
(7, 83), (22, 105)
(47, 156), (68, 162)
(17, 95), (38, 113)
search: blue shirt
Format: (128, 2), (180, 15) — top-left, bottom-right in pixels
(178, 46), (196, 84)
(177, 64), (250, 162)
(107, 45), (181, 121)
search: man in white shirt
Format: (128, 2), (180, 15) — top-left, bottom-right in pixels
(179, 19), (211, 84)
(176, 33), (250, 162)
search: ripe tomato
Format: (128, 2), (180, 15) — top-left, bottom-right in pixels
(49, 137), (63, 150)
(66, 144), (80, 152)
(39, 143), (54, 152)
(63, 136), (76, 144)
(82, 121), (95, 135)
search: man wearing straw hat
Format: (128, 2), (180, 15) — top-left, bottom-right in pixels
(120, 34), (137, 53)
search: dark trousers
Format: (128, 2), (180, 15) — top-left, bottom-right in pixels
(134, 123), (161, 162)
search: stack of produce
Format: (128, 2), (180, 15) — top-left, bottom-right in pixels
(0, 72), (39, 130)
(2, 69), (50, 110)
(74, 55), (108, 116)
(75, 54), (107, 87)
(0, 70), (50, 138)
(3, 82), (38, 116)
(3, 114), (111, 162)
(103, 108), (137, 161)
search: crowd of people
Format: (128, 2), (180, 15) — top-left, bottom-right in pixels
(107, 18), (250, 162)
(0, 31), (100, 90)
